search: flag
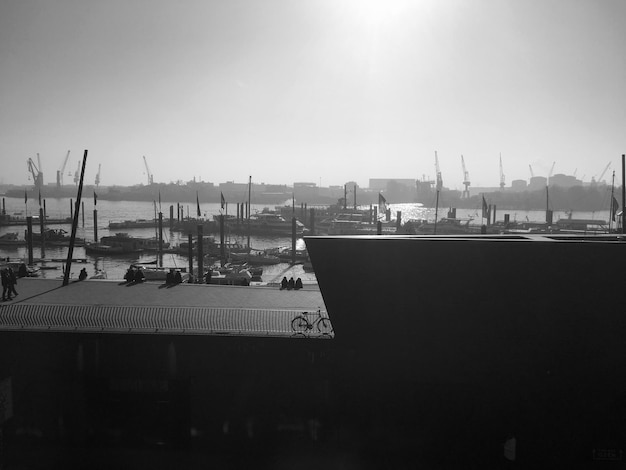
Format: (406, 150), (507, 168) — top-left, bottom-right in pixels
(612, 196), (620, 222)
(94, 192), (97, 206)
(220, 192), (225, 209)
(378, 193), (387, 214)
(196, 192), (201, 217)
(482, 195), (489, 218)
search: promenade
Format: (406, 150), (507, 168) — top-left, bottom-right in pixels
(0, 278), (330, 337)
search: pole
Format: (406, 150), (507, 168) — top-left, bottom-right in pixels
(247, 176), (251, 249)
(291, 217), (296, 265)
(220, 214), (225, 267)
(622, 154), (625, 234)
(81, 201), (85, 227)
(309, 208), (315, 236)
(93, 209), (98, 242)
(63, 150), (88, 286)
(169, 205), (174, 230)
(197, 224), (204, 283)
(434, 190), (440, 235)
(188, 233), (193, 281)
(70, 199), (73, 220)
(158, 212), (163, 265)
(39, 206), (45, 258)
(26, 216), (33, 265)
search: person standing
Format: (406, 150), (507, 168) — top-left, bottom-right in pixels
(8, 267), (18, 297)
(1, 268), (12, 301)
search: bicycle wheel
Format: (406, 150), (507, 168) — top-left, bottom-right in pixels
(291, 315), (310, 333)
(316, 317), (333, 335)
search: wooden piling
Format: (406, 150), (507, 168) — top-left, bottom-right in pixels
(26, 216), (33, 265)
(187, 233), (193, 281)
(197, 224), (204, 283)
(39, 207), (45, 258)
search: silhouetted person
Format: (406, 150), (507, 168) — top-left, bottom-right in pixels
(205, 270), (212, 284)
(295, 278), (303, 290)
(78, 268), (87, 281)
(124, 267), (135, 283)
(18, 263), (28, 278)
(134, 268), (145, 283)
(8, 267), (18, 296)
(1, 268), (11, 301)
(174, 270), (182, 284)
(288, 277), (295, 290)
(280, 277), (288, 290)
(166, 269), (175, 285)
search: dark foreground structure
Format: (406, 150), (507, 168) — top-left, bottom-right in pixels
(2, 234), (626, 468)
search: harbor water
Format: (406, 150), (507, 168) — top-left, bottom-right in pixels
(0, 196), (616, 281)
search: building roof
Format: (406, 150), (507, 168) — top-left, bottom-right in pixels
(0, 279), (330, 338)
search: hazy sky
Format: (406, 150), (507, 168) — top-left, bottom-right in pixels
(1, 0), (624, 189)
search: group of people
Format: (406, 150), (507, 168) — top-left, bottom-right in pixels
(123, 266), (145, 284)
(166, 268), (183, 285)
(280, 276), (303, 290)
(1, 267), (18, 301)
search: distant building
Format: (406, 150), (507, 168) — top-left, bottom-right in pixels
(369, 178), (415, 191)
(511, 179), (527, 191)
(528, 176), (548, 191)
(549, 174), (582, 188)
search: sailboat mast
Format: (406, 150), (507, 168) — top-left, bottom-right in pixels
(247, 175), (251, 249)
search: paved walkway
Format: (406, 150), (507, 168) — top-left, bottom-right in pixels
(0, 278), (332, 338)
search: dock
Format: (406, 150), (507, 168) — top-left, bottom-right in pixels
(0, 278), (330, 337)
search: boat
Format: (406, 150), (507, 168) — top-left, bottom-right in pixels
(555, 218), (609, 234)
(0, 233), (26, 246)
(133, 266), (190, 282)
(99, 233), (170, 252)
(215, 210), (306, 236)
(229, 249), (281, 265)
(32, 228), (84, 246)
(413, 217), (479, 234)
(0, 214), (72, 226)
(108, 219), (159, 229)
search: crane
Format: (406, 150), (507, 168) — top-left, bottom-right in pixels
(593, 162), (611, 184)
(27, 154), (44, 190)
(499, 154), (505, 190)
(434, 151), (443, 191)
(143, 156), (154, 185)
(461, 155), (470, 198)
(95, 164), (101, 187)
(56, 150), (70, 187)
(529, 165), (534, 179)
(73, 161), (80, 185)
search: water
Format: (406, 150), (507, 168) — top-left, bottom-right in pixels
(0, 197), (310, 282)
(0, 197), (616, 280)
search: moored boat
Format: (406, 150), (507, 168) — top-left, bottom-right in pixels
(99, 233), (170, 252)
(0, 233), (26, 246)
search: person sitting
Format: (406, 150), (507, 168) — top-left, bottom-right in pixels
(174, 270), (182, 284)
(294, 278), (303, 290)
(280, 276), (288, 290)
(78, 268), (88, 281)
(166, 269), (175, 285)
(134, 268), (145, 283)
(288, 277), (295, 290)
(124, 267), (135, 283)
(205, 270), (212, 284)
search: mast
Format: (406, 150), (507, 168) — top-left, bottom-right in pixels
(247, 175), (251, 249)
(609, 171), (616, 232)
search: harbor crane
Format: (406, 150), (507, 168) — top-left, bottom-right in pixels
(529, 165), (534, 179)
(73, 160), (80, 185)
(143, 156), (154, 185)
(499, 154), (505, 190)
(56, 150), (70, 187)
(95, 163), (101, 187)
(27, 154), (44, 190)
(592, 162), (611, 184)
(461, 155), (470, 198)
(434, 151), (443, 191)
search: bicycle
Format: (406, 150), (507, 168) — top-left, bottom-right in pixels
(291, 308), (333, 336)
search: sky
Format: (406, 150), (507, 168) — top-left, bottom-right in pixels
(0, 0), (624, 190)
